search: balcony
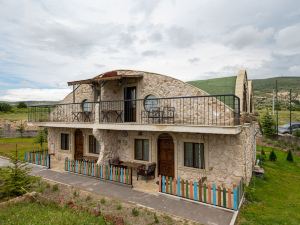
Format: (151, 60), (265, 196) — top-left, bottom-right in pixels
(28, 95), (241, 134)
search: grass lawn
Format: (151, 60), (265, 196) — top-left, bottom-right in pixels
(238, 146), (300, 225)
(0, 137), (40, 159)
(0, 107), (28, 122)
(0, 201), (106, 225)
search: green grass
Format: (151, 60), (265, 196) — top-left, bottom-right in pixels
(0, 107), (28, 121)
(238, 146), (300, 225)
(0, 201), (106, 225)
(188, 76), (236, 95)
(0, 137), (39, 159)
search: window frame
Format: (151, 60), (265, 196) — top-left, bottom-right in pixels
(88, 135), (100, 154)
(60, 133), (69, 150)
(184, 142), (205, 169)
(134, 139), (149, 161)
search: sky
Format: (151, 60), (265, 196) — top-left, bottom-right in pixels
(0, 0), (300, 101)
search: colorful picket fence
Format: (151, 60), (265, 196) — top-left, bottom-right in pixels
(64, 158), (132, 186)
(24, 150), (50, 168)
(159, 175), (244, 211)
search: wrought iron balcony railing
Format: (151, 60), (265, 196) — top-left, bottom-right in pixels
(28, 94), (240, 126)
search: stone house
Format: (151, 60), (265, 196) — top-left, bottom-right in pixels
(28, 69), (256, 191)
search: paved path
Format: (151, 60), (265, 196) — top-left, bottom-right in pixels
(0, 158), (233, 225)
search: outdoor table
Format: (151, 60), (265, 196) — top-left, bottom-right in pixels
(101, 110), (123, 122)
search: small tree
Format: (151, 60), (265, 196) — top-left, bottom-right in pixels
(0, 103), (12, 112)
(269, 149), (277, 161)
(0, 148), (36, 199)
(16, 121), (25, 138)
(261, 111), (276, 138)
(17, 102), (27, 108)
(35, 129), (47, 148)
(260, 149), (266, 161)
(286, 150), (294, 162)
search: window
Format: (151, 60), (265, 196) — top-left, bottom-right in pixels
(82, 99), (90, 112)
(89, 135), (100, 154)
(61, 133), (69, 150)
(184, 142), (205, 169)
(144, 95), (158, 111)
(134, 139), (149, 161)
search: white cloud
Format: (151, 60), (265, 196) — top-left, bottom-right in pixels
(0, 88), (71, 101)
(275, 23), (300, 55)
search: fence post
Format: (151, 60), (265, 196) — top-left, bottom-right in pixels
(158, 175), (162, 192)
(48, 154), (50, 169)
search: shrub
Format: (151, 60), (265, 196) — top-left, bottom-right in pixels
(293, 129), (300, 138)
(269, 150), (277, 161)
(52, 184), (59, 192)
(132, 208), (139, 217)
(34, 129), (47, 148)
(100, 198), (106, 204)
(16, 121), (25, 138)
(116, 204), (122, 210)
(0, 152), (36, 199)
(86, 195), (92, 201)
(17, 102), (27, 108)
(245, 186), (258, 202)
(260, 149), (266, 161)
(0, 102), (12, 112)
(261, 111), (276, 138)
(286, 150), (294, 162)
(154, 213), (159, 223)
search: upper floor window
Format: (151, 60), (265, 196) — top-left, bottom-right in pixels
(134, 139), (149, 161)
(82, 99), (90, 112)
(144, 95), (158, 111)
(184, 142), (205, 169)
(88, 135), (100, 154)
(61, 133), (69, 150)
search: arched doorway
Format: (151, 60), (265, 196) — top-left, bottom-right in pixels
(74, 129), (83, 160)
(157, 133), (174, 177)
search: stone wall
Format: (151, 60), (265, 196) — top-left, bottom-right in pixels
(93, 125), (255, 187)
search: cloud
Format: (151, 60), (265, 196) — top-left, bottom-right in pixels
(0, 88), (71, 101)
(275, 23), (300, 55)
(224, 26), (274, 49)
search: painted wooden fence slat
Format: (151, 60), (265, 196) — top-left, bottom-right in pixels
(158, 175), (161, 192)
(208, 184), (211, 204)
(173, 178), (176, 196)
(218, 186), (221, 206)
(194, 181), (198, 201)
(189, 180), (193, 200)
(166, 177), (169, 194)
(223, 188), (227, 208)
(177, 177), (181, 196)
(186, 181), (189, 199)
(162, 176), (166, 193)
(233, 186), (238, 210)
(170, 177), (173, 194)
(199, 180), (202, 202)
(110, 166), (113, 181)
(212, 184), (217, 206)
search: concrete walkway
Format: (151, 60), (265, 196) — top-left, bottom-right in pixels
(0, 158), (234, 225)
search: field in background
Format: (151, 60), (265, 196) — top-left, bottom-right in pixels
(0, 107), (28, 122)
(258, 110), (300, 125)
(238, 146), (300, 225)
(0, 137), (40, 159)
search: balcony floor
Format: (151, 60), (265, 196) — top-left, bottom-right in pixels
(28, 122), (242, 135)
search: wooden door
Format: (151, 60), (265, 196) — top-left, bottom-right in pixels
(124, 86), (136, 122)
(74, 129), (83, 160)
(158, 134), (174, 177)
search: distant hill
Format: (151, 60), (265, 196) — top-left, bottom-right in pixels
(0, 101), (58, 106)
(188, 76), (300, 110)
(187, 76), (236, 95)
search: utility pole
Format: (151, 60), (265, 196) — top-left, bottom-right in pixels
(272, 89), (275, 115)
(275, 80), (279, 135)
(290, 89), (292, 134)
